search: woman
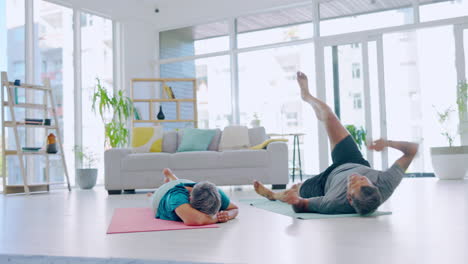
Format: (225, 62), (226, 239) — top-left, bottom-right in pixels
(149, 168), (239, 226)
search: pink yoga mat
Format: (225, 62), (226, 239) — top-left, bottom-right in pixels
(107, 208), (219, 234)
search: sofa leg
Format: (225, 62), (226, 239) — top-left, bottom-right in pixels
(123, 189), (136, 194)
(272, 184), (286, 190)
(107, 190), (122, 195)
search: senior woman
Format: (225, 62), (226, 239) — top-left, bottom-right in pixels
(149, 168), (239, 226)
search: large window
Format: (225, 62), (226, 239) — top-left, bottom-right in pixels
(159, 3), (468, 178)
(1, 0), (25, 187)
(0, 0), (25, 80)
(34, 0), (74, 184)
(81, 13), (113, 184)
(160, 56), (232, 129)
(1, 1), (115, 191)
(384, 26), (457, 174)
(238, 44), (320, 174)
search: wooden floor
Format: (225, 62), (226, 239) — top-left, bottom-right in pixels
(0, 178), (467, 264)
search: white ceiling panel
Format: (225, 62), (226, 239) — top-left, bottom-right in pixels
(320, 0), (451, 20)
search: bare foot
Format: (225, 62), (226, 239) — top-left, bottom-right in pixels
(162, 168), (178, 183)
(146, 192), (153, 197)
(274, 184), (301, 202)
(253, 181), (276, 201)
(283, 190), (308, 213)
(296, 71), (313, 102)
(296, 71), (331, 121)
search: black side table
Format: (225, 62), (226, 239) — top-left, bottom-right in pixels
(268, 133), (305, 182)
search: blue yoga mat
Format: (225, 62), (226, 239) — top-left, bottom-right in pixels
(240, 198), (391, 219)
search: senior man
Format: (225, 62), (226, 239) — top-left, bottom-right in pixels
(254, 71), (418, 215)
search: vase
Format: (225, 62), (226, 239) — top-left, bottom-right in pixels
(430, 146), (468, 180)
(157, 105), (165, 120)
(46, 133), (58, 153)
(76, 168), (98, 189)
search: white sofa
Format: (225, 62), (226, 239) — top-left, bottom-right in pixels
(104, 127), (288, 194)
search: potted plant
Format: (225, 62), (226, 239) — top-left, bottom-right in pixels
(73, 146), (98, 189)
(345, 124), (366, 150)
(92, 78), (134, 148)
(250, 112), (261, 128)
(430, 81), (468, 180)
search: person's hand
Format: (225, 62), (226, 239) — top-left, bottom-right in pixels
(367, 139), (388, 152)
(216, 211), (230, 223)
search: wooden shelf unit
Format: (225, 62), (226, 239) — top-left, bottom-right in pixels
(1, 71), (71, 195)
(131, 78), (198, 128)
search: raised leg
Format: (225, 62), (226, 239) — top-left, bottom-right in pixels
(296, 71), (349, 150)
(254, 181), (300, 202)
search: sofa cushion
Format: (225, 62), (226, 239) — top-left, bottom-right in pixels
(219, 126), (250, 151)
(178, 128), (221, 151)
(208, 129), (222, 151)
(131, 126), (163, 153)
(122, 153), (170, 171)
(248, 127), (268, 147)
(169, 151), (221, 170)
(163, 131), (178, 153)
(219, 149), (268, 168)
(177, 128), (217, 152)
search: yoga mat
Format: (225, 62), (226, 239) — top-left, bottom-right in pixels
(240, 199), (391, 219)
(107, 208), (219, 234)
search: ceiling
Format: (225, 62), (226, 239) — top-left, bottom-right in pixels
(185, 0), (451, 40)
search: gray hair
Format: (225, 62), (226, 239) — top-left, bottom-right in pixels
(351, 185), (382, 215)
(190, 181), (221, 216)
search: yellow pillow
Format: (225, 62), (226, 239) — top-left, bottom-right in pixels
(131, 126), (163, 153)
(250, 138), (288, 150)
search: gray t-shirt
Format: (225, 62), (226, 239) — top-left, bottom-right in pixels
(307, 163), (405, 214)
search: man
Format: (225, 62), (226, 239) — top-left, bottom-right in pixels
(254, 71), (419, 215)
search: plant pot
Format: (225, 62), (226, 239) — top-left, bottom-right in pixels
(430, 146), (468, 180)
(250, 119), (261, 128)
(76, 168), (98, 189)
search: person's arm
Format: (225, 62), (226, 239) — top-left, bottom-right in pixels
(174, 204), (217, 226)
(368, 139), (419, 171)
(216, 202), (239, 223)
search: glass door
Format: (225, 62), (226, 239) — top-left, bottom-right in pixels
(322, 36), (387, 170)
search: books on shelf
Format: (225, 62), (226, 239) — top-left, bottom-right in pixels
(163, 85), (175, 99)
(24, 118), (51, 126)
(22, 147), (41, 152)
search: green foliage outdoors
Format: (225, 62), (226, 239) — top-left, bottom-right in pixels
(92, 78), (134, 148)
(457, 80), (468, 121)
(345, 124), (367, 150)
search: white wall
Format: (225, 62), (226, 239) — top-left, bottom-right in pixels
(121, 20), (158, 90)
